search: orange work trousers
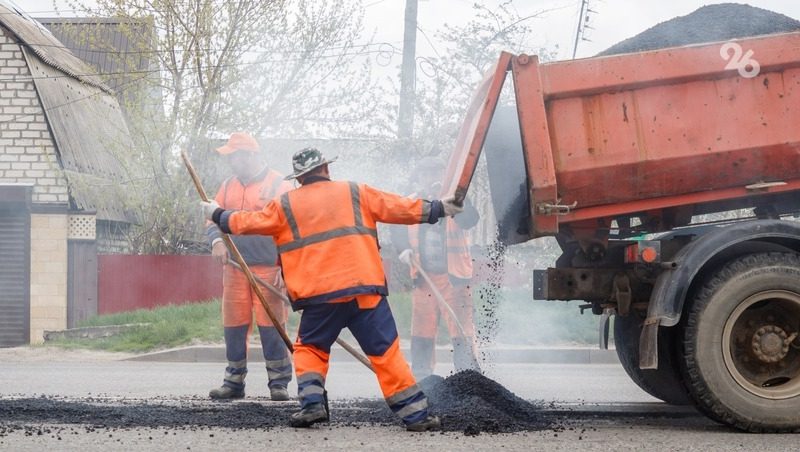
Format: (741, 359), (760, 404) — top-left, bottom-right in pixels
(222, 264), (288, 328)
(411, 272), (475, 339)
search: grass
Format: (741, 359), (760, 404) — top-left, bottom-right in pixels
(49, 287), (598, 353)
(50, 300), (226, 353)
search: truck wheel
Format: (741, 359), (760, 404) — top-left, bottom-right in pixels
(614, 312), (692, 405)
(682, 252), (800, 432)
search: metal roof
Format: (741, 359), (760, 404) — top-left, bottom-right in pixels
(36, 17), (156, 103)
(0, 3), (135, 223)
(0, 2), (111, 93)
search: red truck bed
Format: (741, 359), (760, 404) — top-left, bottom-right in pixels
(445, 32), (800, 242)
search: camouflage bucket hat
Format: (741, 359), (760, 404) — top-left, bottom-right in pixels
(285, 147), (338, 180)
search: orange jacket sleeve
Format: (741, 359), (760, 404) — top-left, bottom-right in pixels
(360, 184), (436, 225)
(224, 199), (285, 237)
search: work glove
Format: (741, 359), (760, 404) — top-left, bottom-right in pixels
(211, 239), (228, 265)
(441, 196), (464, 217)
(201, 200), (220, 221)
(398, 248), (414, 265)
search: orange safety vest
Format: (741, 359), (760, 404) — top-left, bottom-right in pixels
(227, 180), (432, 309)
(209, 167), (292, 266)
(408, 217), (473, 280)
(215, 167), (291, 209)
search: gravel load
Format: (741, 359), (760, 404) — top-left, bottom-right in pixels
(599, 3), (800, 56)
(423, 370), (549, 435)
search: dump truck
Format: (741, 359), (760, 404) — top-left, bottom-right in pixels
(443, 31), (800, 432)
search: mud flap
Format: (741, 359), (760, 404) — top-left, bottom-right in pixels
(639, 319), (660, 369)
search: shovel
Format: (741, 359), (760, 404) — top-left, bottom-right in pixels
(228, 261), (374, 372)
(399, 250), (481, 371)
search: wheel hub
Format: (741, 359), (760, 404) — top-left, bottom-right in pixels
(751, 325), (790, 363)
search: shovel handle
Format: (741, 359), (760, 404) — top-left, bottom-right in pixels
(228, 261), (375, 373)
(181, 150), (294, 353)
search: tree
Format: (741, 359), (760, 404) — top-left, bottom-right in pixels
(397, 1), (558, 243)
(60, 0), (380, 253)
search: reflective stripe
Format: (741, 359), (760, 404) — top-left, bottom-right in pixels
(385, 384), (421, 406)
(421, 201), (431, 223)
(264, 171), (283, 200)
(349, 182), (363, 227)
(395, 398), (429, 418)
(224, 371), (247, 384)
(299, 385), (325, 397)
(280, 193), (301, 240)
(277, 183), (376, 254)
(228, 359), (247, 369)
(265, 357), (292, 368)
(277, 226), (377, 253)
(297, 372), (325, 385)
(267, 370), (293, 380)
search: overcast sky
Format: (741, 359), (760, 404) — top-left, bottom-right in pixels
(19, 0), (800, 60)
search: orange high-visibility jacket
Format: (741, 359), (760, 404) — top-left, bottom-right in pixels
(408, 218), (473, 280)
(224, 180), (436, 309)
(206, 167), (292, 265)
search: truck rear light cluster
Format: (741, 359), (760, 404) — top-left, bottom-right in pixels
(624, 241), (661, 264)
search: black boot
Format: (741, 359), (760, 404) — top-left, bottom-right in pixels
(289, 391), (329, 428)
(406, 414), (441, 432)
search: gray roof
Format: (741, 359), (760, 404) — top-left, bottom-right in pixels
(37, 17), (157, 105)
(0, 3), (135, 222)
(0, 2), (111, 93)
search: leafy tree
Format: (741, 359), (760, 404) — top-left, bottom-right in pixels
(59, 0), (379, 253)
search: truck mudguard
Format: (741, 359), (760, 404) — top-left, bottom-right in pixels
(640, 219), (800, 369)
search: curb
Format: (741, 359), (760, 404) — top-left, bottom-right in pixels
(126, 345), (620, 365)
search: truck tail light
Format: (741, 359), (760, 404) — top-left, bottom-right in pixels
(625, 241), (661, 264)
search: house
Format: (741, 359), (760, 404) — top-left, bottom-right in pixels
(0, 2), (135, 346)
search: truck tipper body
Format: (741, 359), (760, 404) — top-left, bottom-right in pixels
(445, 31), (800, 432)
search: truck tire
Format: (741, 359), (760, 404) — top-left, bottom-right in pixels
(614, 313), (692, 405)
(681, 252), (800, 432)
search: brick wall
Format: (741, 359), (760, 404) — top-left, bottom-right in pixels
(0, 26), (69, 204)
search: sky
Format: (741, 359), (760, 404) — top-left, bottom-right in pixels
(19, 0), (800, 61)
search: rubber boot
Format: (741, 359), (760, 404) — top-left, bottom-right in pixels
(259, 326), (292, 401)
(410, 336), (436, 380)
(210, 325), (249, 399)
(452, 336), (480, 373)
(209, 359), (247, 399)
(289, 390), (329, 428)
(406, 414), (441, 432)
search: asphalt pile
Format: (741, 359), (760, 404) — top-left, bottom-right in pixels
(599, 3), (800, 56)
(423, 370), (549, 435)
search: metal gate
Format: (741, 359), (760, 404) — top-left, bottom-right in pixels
(0, 186), (31, 347)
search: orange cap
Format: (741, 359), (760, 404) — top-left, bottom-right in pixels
(215, 132), (260, 155)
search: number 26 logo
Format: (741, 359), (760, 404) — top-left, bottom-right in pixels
(720, 42), (760, 78)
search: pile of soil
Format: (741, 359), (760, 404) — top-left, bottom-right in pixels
(599, 3), (800, 56)
(423, 370), (549, 435)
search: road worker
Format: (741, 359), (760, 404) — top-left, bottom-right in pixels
(394, 156), (481, 379)
(202, 148), (462, 431)
(206, 132), (293, 401)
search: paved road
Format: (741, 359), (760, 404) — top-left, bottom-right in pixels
(1, 360), (797, 450)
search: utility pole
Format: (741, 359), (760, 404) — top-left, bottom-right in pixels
(572, 0), (594, 59)
(398, 0), (418, 141)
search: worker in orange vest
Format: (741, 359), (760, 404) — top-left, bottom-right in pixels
(206, 132), (294, 401)
(202, 148), (461, 431)
(394, 156), (480, 379)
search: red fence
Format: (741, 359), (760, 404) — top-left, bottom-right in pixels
(98, 255), (222, 314)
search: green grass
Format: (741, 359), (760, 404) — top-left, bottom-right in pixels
(51, 300), (225, 353)
(51, 286), (597, 353)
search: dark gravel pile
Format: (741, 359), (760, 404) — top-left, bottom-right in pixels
(599, 3), (800, 56)
(423, 370), (549, 435)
